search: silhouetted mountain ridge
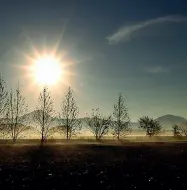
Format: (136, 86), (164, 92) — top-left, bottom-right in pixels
(2, 112), (186, 130)
(155, 114), (186, 129)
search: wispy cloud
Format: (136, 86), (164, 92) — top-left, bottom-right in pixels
(107, 15), (187, 44)
(144, 66), (170, 74)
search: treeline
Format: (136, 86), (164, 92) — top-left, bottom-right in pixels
(0, 76), (186, 145)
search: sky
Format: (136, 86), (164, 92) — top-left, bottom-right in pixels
(0, 0), (187, 121)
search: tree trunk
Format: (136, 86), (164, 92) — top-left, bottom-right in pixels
(96, 134), (98, 141)
(41, 128), (44, 146)
(12, 137), (16, 144)
(117, 133), (120, 141)
(41, 138), (44, 147)
(66, 125), (69, 140)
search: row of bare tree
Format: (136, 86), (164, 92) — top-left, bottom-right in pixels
(3, 76), (185, 144)
(0, 76), (82, 144)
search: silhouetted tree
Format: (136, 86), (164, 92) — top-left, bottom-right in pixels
(172, 124), (181, 137)
(59, 87), (81, 140)
(0, 76), (8, 137)
(177, 123), (187, 136)
(6, 84), (29, 142)
(86, 108), (112, 140)
(112, 93), (131, 140)
(33, 87), (55, 145)
(139, 116), (162, 137)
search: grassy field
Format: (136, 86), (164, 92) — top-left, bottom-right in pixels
(0, 140), (187, 189)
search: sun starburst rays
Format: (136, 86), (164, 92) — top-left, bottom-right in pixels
(17, 42), (76, 94)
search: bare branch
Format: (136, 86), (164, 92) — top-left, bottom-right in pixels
(59, 87), (81, 140)
(86, 108), (112, 140)
(112, 93), (131, 140)
(6, 83), (29, 142)
(0, 76), (8, 138)
(172, 124), (182, 137)
(139, 116), (162, 137)
(177, 122), (187, 136)
(33, 86), (55, 145)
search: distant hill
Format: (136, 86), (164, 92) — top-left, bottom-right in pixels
(2, 112), (186, 132)
(155, 115), (187, 129)
(12, 112), (187, 128)
(124, 115), (187, 131)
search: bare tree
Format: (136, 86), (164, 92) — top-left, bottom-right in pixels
(0, 76), (8, 137)
(172, 124), (182, 137)
(6, 85), (29, 142)
(86, 108), (112, 140)
(176, 123), (187, 136)
(139, 116), (162, 137)
(112, 93), (131, 140)
(59, 87), (81, 140)
(33, 87), (55, 145)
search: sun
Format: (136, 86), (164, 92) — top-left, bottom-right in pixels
(18, 43), (77, 94)
(32, 55), (63, 85)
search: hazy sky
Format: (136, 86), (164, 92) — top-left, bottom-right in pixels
(0, 0), (187, 121)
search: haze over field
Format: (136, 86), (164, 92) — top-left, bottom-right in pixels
(1, 112), (186, 138)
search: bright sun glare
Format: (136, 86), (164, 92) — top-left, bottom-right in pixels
(33, 55), (63, 85)
(21, 43), (75, 91)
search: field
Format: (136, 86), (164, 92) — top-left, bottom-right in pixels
(0, 140), (187, 189)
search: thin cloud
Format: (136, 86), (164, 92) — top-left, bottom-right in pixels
(145, 66), (170, 74)
(107, 15), (187, 44)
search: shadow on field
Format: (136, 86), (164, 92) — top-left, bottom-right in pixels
(1, 143), (187, 189)
(25, 146), (55, 164)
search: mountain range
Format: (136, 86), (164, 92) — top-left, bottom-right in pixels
(22, 111), (187, 130)
(1, 111), (186, 131)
